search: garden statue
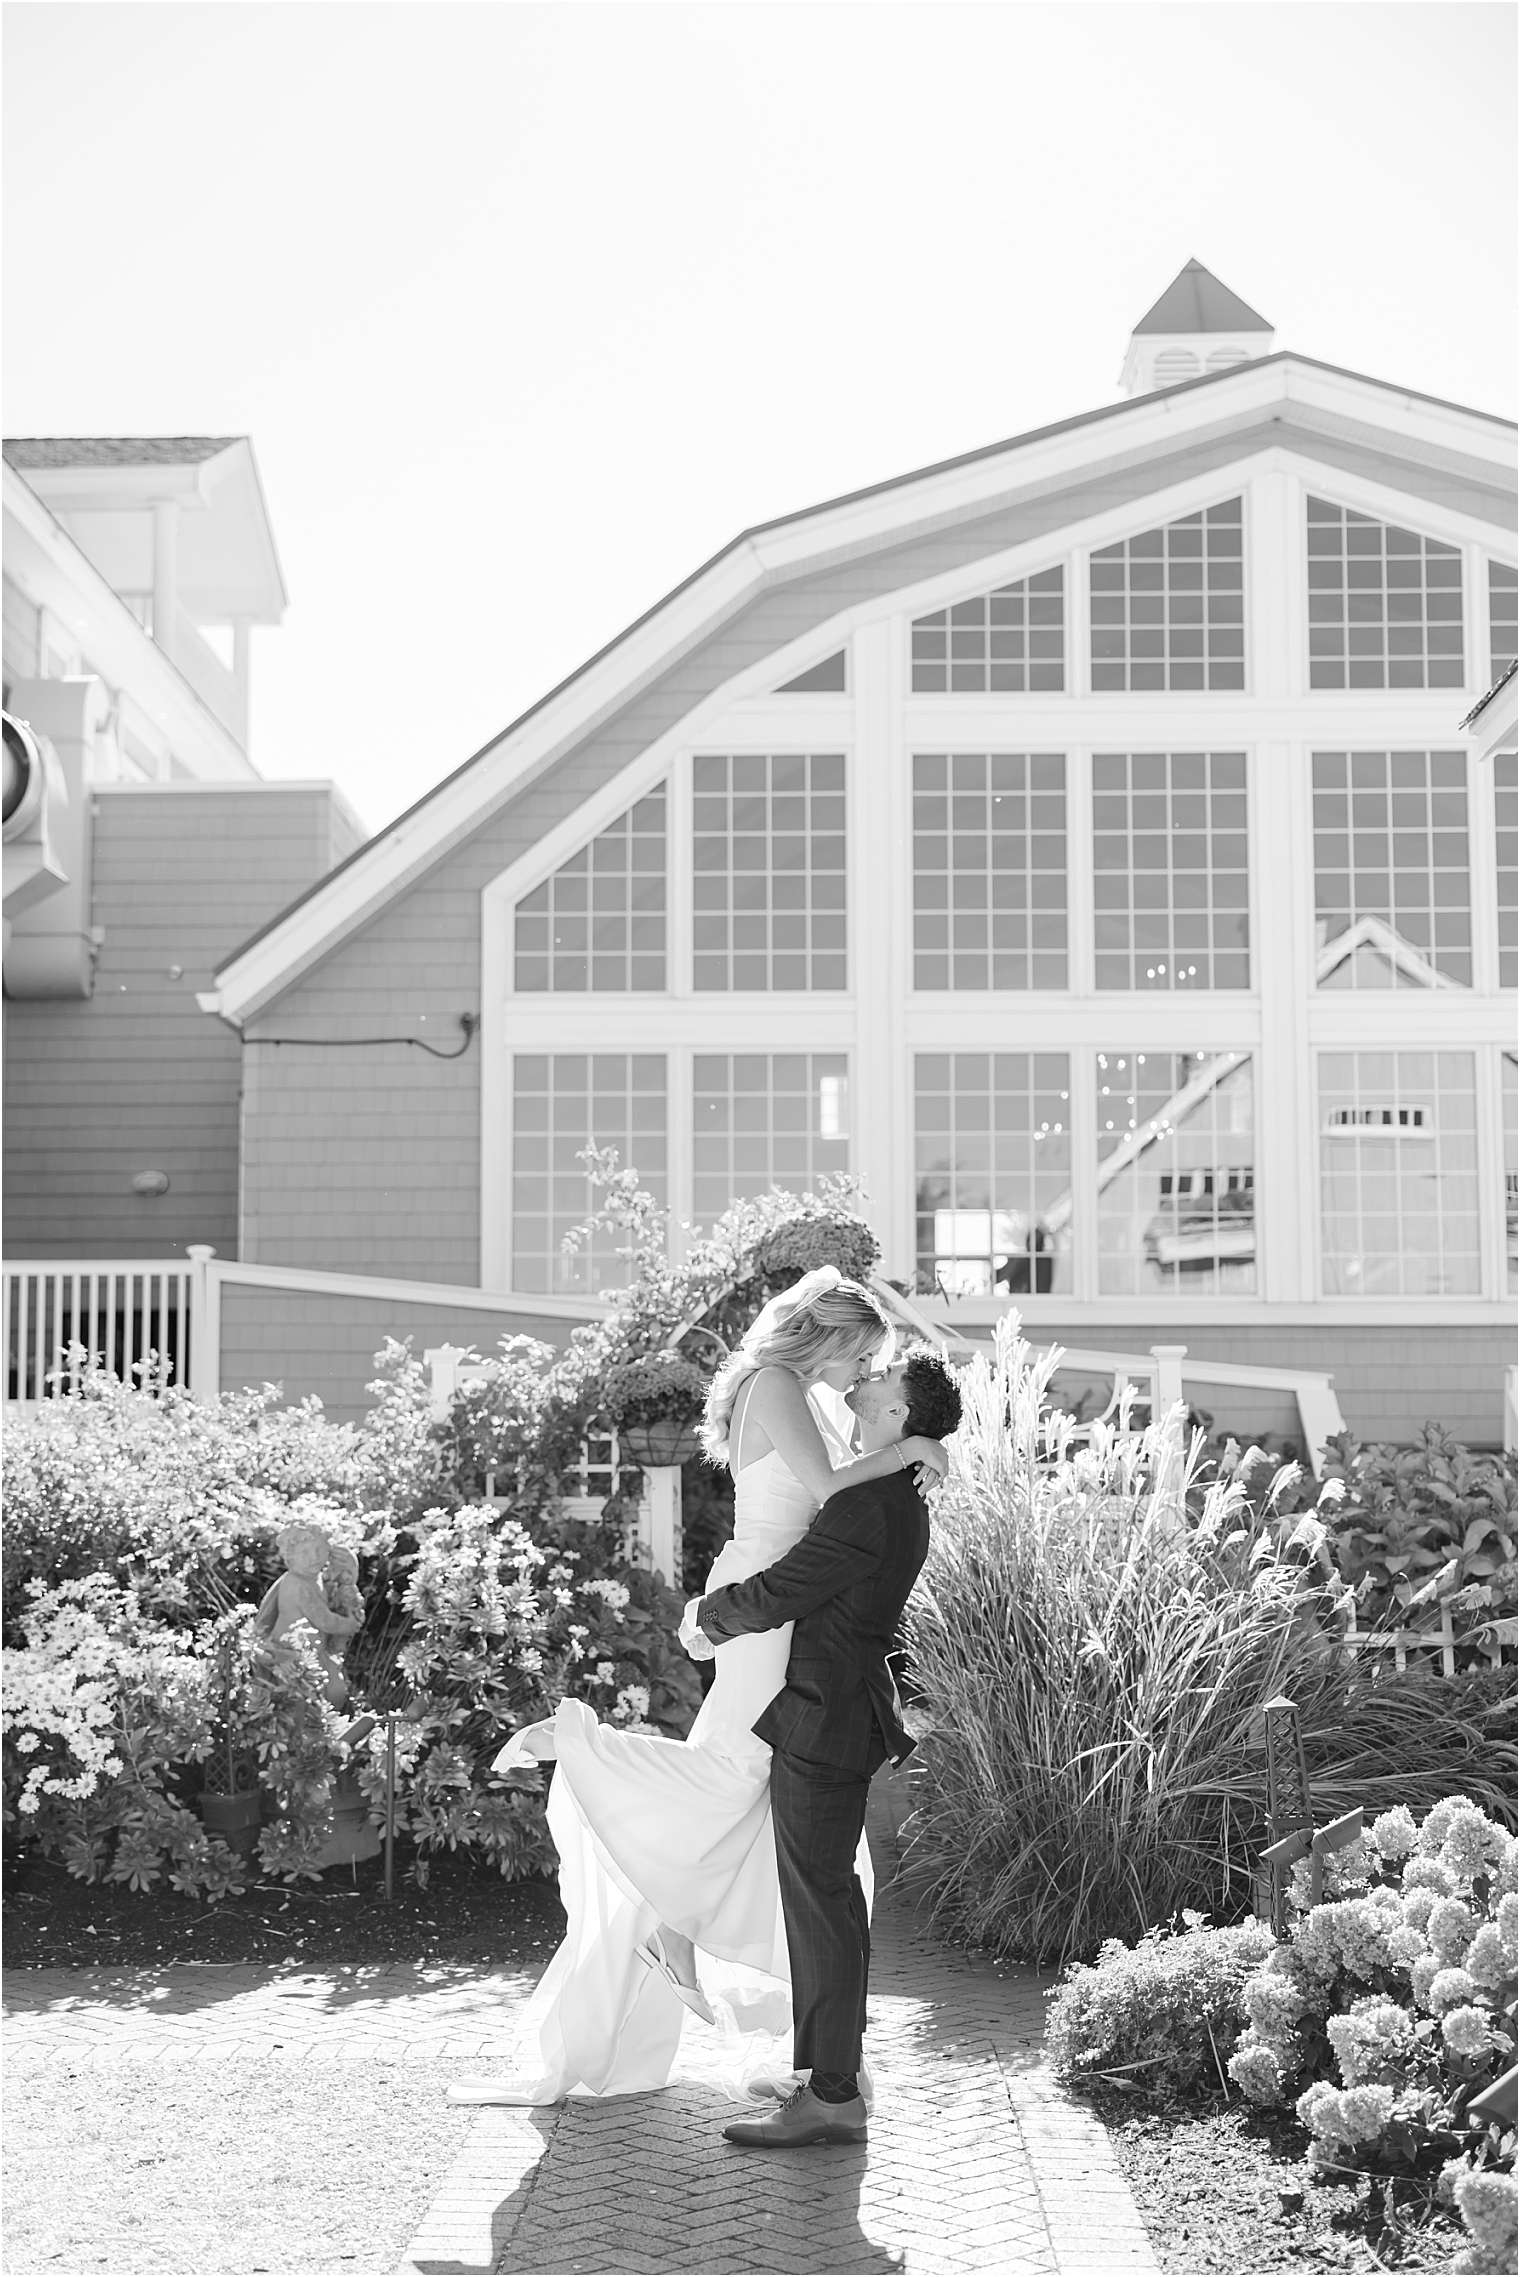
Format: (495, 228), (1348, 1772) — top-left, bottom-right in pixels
(252, 1521), (365, 1708)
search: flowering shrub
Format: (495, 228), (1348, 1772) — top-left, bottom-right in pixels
(0, 1361), (406, 1642)
(1228, 1795), (1517, 2272)
(1045, 1916), (1277, 2096)
(2, 1171), (884, 1898)
(0, 1579), (345, 1897)
(349, 1502), (700, 1883)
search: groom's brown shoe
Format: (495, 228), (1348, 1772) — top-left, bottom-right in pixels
(723, 2084), (868, 2147)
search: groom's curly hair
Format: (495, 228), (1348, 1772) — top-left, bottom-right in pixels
(899, 1346), (963, 1442)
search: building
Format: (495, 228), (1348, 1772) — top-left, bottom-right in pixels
(9, 269), (1519, 1445)
(3, 438), (362, 1271)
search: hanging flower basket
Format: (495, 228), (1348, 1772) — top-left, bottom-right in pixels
(601, 1351), (711, 1470)
(616, 1416), (705, 1469)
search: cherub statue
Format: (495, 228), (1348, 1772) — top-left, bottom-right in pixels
(252, 1521), (365, 1708)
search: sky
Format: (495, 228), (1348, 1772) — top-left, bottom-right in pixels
(3, 0), (1516, 836)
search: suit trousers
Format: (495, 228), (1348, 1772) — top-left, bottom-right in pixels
(769, 1744), (885, 2077)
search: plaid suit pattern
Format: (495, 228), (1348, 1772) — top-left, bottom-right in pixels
(696, 1470), (930, 2073)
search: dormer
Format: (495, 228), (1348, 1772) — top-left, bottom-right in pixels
(1119, 261), (1275, 398)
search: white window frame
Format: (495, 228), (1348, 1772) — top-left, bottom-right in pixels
(477, 450), (1514, 1327)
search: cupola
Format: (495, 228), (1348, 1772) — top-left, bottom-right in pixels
(1119, 260), (1274, 397)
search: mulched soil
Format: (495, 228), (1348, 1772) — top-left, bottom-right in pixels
(2, 1842), (568, 1969)
(1092, 2086), (1472, 2274)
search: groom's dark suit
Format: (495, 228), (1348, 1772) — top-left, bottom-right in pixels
(695, 1469), (929, 2078)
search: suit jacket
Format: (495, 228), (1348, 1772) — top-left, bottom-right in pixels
(695, 1469), (930, 1775)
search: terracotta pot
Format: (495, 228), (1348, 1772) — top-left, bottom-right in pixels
(199, 1789), (262, 1857)
(616, 1417), (704, 1468)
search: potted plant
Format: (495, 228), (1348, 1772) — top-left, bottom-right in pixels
(601, 1351), (713, 1469)
(197, 1629), (263, 1856)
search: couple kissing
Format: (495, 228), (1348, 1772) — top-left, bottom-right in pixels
(451, 1267), (962, 2151)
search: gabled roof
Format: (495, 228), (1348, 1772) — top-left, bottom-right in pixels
(3, 437), (238, 469)
(1132, 260), (1271, 336)
(206, 348), (1516, 1024)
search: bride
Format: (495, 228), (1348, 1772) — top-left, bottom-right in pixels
(448, 1268), (948, 2106)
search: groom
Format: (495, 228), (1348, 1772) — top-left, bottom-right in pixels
(681, 1344), (962, 2147)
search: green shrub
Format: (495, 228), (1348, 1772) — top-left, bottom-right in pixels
(1045, 1916), (1277, 2096)
(1318, 1427), (1517, 1668)
(902, 1320), (1517, 1968)
(0, 1359), (413, 1642)
(1193, 1427), (1518, 1674)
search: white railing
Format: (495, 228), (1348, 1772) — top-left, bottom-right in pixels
(1038, 1344), (1347, 1478)
(1345, 1602), (1512, 1677)
(3, 1257), (195, 1406)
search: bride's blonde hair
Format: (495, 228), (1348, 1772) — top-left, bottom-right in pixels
(700, 1271), (892, 1463)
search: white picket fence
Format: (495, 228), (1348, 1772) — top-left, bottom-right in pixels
(3, 1257), (197, 1403)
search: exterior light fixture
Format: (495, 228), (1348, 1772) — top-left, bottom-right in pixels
(130, 1170), (170, 1197)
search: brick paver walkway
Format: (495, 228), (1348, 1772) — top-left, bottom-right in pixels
(3, 1789), (1158, 2277)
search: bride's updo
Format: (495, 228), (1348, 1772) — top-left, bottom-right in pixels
(700, 1267), (892, 1463)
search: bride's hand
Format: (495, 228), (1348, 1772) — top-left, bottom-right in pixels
(903, 1435), (949, 1487)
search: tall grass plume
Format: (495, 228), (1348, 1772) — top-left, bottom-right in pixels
(902, 1319), (1515, 1966)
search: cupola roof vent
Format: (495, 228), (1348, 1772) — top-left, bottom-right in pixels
(1120, 260), (1275, 397)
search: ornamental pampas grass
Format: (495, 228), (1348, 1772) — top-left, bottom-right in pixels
(900, 1318), (1515, 1966)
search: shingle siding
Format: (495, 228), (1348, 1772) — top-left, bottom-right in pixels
(3, 785), (362, 1261)
(219, 1284), (584, 1422)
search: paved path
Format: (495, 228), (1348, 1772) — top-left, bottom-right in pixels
(3, 1790), (1158, 2277)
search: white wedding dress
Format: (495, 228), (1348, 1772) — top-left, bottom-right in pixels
(458, 1391), (869, 2104)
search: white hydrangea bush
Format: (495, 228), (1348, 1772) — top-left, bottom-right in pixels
(1228, 1795), (1517, 2272)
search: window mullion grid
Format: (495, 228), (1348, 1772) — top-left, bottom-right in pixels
(1254, 739), (1311, 1302)
(1468, 743), (1503, 996)
(1463, 540), (1487, 697)
(854, 616), (903, 1267)
(1068, 746), (1095, 996)
(669, 751), (693, 999)
(667, 1042), (693, 1263)
(1067, 544), (1088, 697)
(1068, 1039), (1101, 1301)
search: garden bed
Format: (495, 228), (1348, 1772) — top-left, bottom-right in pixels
(1096, 2088), (1470, 2272)
(2, 1845), (567, 1969)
